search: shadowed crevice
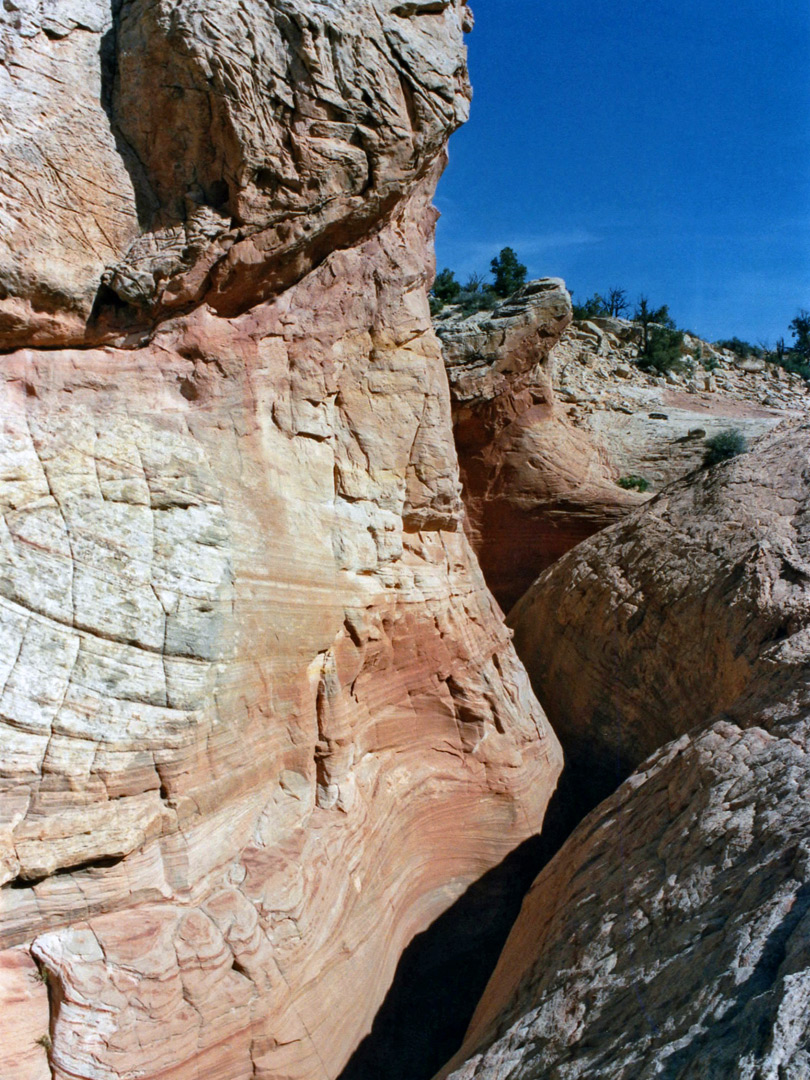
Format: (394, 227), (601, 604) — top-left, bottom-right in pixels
(337, 782), (576, 1080)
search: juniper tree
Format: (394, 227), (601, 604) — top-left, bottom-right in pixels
(490, 247), (527, 298)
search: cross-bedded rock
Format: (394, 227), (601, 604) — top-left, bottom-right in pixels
(0, 0), (473, 347)
(0, 4), (563, 1078)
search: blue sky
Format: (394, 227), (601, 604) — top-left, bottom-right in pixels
(434, 0), (810, 344)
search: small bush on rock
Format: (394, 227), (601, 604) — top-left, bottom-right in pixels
(571, 292), (608, 320)
(457, 288), (498, 315)
(432, 268), (461, 304)
(636, 325), (686, 375)
(491, 247), (527, 298)
(617, 475), (649, 492)
(715, 337), (763, 359)
(703, 429), (746, 467)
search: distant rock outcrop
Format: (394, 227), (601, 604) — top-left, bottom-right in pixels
(554, 319), (805, 492)
(0, 4), (564, 1079)
(436, 283), (643, 610)
(435, 294), (804, 613)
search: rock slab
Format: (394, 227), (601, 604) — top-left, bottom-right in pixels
(436, 718), (810, 1080)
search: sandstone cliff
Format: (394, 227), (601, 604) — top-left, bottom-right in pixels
(436, 285), (643, 611)
(0, 4), (564, 1078)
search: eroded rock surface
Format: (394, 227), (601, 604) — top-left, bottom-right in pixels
(433, 406), (810, 1080)
(0, 0), (473, 348)
(554, 319), (805, 492)
(436, 718), (810, 1080)
(0, 4), (564, 1078)
(510, 420), (810, 788)
(436, 283), (643, 610)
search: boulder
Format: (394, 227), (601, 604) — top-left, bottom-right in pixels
(509, 421), (810, 792)
(436, 717), (810, 1080)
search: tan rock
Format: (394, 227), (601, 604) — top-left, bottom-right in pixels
(436, 719), (810, 1080)
(0, 0), (474, 348)
(436, 282), (643, 610)
(0, 4), (561, 1077)
(0, 946), (52, 1080)
(509, 419), (810, 790)
(554, 321), (802, 494)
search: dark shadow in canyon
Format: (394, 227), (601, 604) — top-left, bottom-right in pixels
(337, 775), (587, 1080)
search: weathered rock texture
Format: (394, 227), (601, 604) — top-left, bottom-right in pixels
(436, 717), (810, 1080)
(436, 424), (810, 1079)
(435, 295), (805, 611)
(510, 420), (810, 787)
(436, 285), (643, 611)
(1, 0), (474, 348)
(554, 319), (805, 493)
(0, 4), (564, 1078)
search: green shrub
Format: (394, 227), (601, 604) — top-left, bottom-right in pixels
(762, 311), (810, 381)
(715, 336), (763, 359)
(571, 293), (608, 320)
(36, 1034), (52, 1052)
(617, 475), (649, 492)
(771, 352), (810, 380)
(429, 295), (444, 317)
(702, 353), (720, 372)
(490, 247), (527, 298)
(463, 272), (488, 293)
(457, 288), (498, 315)
(432, 268), (461, 304)
(635, 325), (686, 375)
(703, 429), (746, 467)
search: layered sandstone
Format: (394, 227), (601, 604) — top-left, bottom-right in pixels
(509, 420), (810, 787)
(0, 0), (474, 348)
(437, 718), (810, 1080)
(436, 285), (643, 611)
(0, 4), (563, 1078)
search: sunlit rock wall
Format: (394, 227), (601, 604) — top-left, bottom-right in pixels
(0, 3), (563, 1077)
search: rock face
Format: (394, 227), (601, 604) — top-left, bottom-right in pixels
(436, 284), (643, 611)
(436, 718), (810, 1080)
(0, 0), (473, 349)
(510, 420), (810, 788)
(436, 425), (810, 1080)
(435, 296), (804, 612)
(0, 4), (564, 1079)
(554, 319), (805, 493)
